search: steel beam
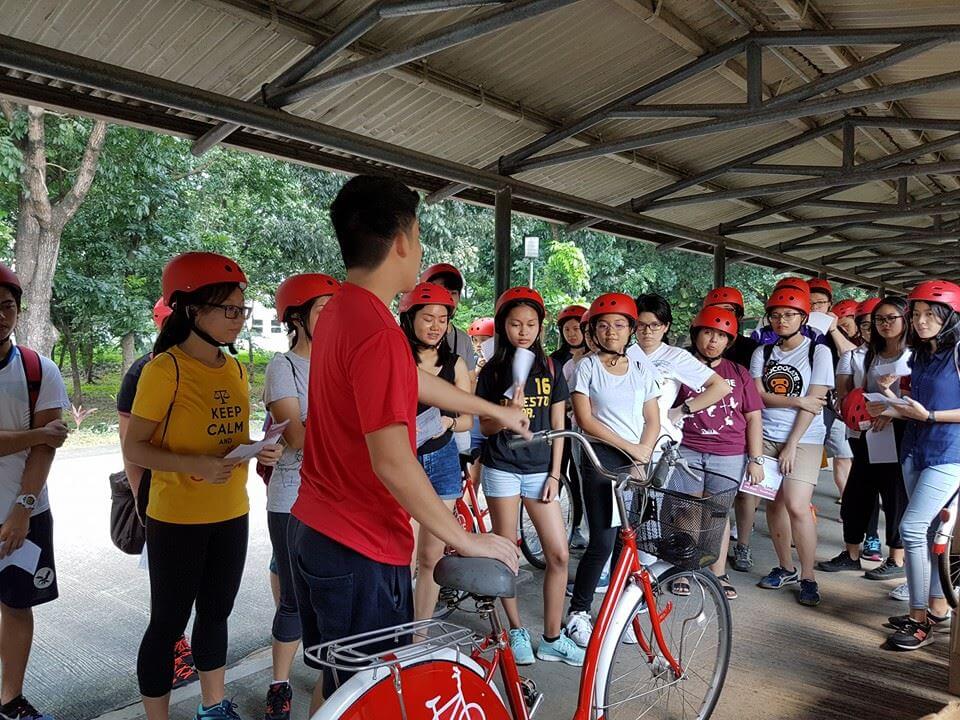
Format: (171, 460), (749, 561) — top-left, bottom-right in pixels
(263, 0), (582, 107)
(0, 33), (901, 290)
(853, 117), (960, 133)
(728, 206), (960, 233)
(714, 241), (727, 287)
(747, 42), (763, 109)
(750, 26), (960, 46)
(494, 187), (512, 298)
(508, 69), (960, 174)
(730, 164), (848, 177)
(608, 104), (750, 119)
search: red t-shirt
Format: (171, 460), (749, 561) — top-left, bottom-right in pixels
(293, 283), (417, 566)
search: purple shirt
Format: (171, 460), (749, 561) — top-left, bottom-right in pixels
(750, 325), (824, 346)
(676, 358), (764, 456)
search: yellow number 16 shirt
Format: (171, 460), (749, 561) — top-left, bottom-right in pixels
(132, 346), (251, 524)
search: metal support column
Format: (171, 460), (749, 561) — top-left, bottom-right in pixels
(713, 241), (726, 288)
(495, 187), (512, 299)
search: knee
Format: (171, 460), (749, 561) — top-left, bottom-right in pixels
(0, 603), (31, 623)
(417, 543), (444, 573)
(899, 517), (928, 547)
(545, 544), (569, 569)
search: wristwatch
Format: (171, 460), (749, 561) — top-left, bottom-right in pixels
(926, 410), (937, 424)
(748, 456), (765, 466)
(14, 494), (36, 510)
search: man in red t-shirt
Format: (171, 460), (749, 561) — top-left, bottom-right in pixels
(291, 175), (527, 711)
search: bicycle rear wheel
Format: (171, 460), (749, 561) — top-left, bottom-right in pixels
(938, 534), (960, 609)
(519, 474), (573, 569)
(602, 568), (731, 720)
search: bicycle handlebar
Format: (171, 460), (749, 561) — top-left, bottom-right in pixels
(507, 429), (647, 488)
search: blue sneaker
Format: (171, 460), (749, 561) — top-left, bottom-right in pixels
(596, 569), (610, 594)
(861, 536), (883, 562)
(536, 631), (585, 666)
(509, 628), (535, 666)
(0, 695), (53, 720)
(757, 566), (799, 589)
(195, 700), (241, 720)
(798, 579), (821, 607)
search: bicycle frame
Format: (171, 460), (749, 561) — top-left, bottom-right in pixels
(933, 488), (960, 557)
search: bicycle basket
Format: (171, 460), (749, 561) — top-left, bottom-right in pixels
(626, 463), (739, 571)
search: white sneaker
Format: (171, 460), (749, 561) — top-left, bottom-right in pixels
(566, 611), (593, 648)
(889, 583), (909, 601)
(622, 624), (639, 644)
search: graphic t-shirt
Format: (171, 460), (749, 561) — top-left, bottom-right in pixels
(676, 358), (764, 456)
(263, 350), (310, 514)
(749, 338), (835, 444)
(293, 283), (418, 566)
(131, 346), (250, 524)
(0, 347), (69, 523)
(477, 358), (569, 473)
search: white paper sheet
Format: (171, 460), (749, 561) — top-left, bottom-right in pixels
(416, 406), (444, 448)
(480, 337), (496, 362)
(806, 311), (834, 335)
(504, 347), (535, 399)
(0, 539), (41, 575)
(138, 544), (149, 571)
(223, 419), (290, 461)
(873, 356), (912, 377)
(863, 392), (910, 407)
(738, 457), (783, 501)
(866, 423), (899, 464)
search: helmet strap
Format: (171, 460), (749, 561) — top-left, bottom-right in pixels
(593, 328), (631, 366)
(190, 320), (236, 355)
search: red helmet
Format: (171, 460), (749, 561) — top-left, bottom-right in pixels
(0, 263), (22, 305)
(275, 273), (341, 322)
(161, 252), (247, 306)
(557, 305), (587, 326)
(399, 282), (456, 315)
(908, 280), (960, 313)
(589, 293), (637, 322)
(495, 286), (545, 319)
(468, 317), (495, 337)
(831, 299), (859, 318)
(691, 306), (738, 338)
(840, 387), (872, 433)
(775, 276), (809, 292)
(420, 263), (464, 293)
(855, 297), (882, 320)
(579, 308), (591, 328)
(807, 278), (833, 299)
(766, 287), (810, 315)
(152, 298), (172, 330)
(703, 286), (744, 311)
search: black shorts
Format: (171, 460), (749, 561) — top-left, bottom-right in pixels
(0, 510), (58, 609)
(288, 518), (412, 698)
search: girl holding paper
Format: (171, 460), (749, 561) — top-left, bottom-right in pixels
(866, 280), (960, 651)
(820, 298), (907, 579)
(565, 293), (661, 647)
(477, 287), (583, 667)
(397, 283), (474, 625)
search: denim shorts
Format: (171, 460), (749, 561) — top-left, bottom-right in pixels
(418, 437), (463, 500)
(824, 409), (853, 459)
(481, 466), (549, 499)
(675, 447), (746, 496)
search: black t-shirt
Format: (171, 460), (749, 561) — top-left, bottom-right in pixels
(116, 352), (152, 415)
(476, 358), (569, 473)
(417, 353), (459, 456)
(549, 346), (572, 369)
(725, 334), (760, 370)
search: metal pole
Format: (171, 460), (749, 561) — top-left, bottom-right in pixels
(713, 241), (726, 288)
(725, 205), (960, 232)
(495, 187), (512, 299)
(263, 0), (581, 107)
(529, 259), (535, 289)
(746, 43), (762, 109)
(750, 26), (960, 46)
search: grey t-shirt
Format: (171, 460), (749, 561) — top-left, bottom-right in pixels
(263, 350), (309, 513)
(446, 325), (477, 372)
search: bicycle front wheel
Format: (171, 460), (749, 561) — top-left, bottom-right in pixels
(938, 534), (960, 609)
(519, 474), (573, 569)
(602, 568), (731, 720)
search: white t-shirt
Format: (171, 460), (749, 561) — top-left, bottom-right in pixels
(572, 353), (661, 444)
(627, 343), (714, 445)
(836, 346), (911, 395)
(750, 338), (835, 444)
(0, 348), (69, 523)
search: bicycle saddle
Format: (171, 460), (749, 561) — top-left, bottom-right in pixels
(434, 556), (517, 598)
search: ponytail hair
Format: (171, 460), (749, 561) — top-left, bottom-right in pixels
(154, 282), (241, 355)
(284, 297), (321, 350)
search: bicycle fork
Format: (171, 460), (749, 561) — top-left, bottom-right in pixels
(934, 492), (960, 556)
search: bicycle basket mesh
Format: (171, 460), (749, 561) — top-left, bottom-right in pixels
(627, 463), (739, 570)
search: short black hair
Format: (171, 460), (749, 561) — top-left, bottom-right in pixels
(635, 293), (673, 343)
(428, 272), (463, 293)
(330, 175), (420, 270)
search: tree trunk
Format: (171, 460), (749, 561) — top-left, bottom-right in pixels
(120, 331), (136, 375)
(83, 341), (95, 383)
(62, 328), (81, 405)
(56, 342), (65, 370)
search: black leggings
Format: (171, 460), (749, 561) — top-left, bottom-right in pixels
(267, 512), (302, 643)
(137, 514), (248, 697)
(841, 421), (908, 549)
(569, 443), (625, 614)
(560, 417), (584, 529)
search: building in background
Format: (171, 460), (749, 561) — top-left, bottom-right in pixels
(247, 300), (288, 353)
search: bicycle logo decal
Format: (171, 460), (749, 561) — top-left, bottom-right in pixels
(424, 666), (486, 720)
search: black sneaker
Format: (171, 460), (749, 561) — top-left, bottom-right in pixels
(887, 619), (934, 651)
(864, 557), (905, 581)
(798, 579), (821, 607)
(885, 610), (951, 631)
(816, 552), (861, 573)
(0, 696), (52, 720)
(265, 682), (292, 720)
(730, 543), (753, 572)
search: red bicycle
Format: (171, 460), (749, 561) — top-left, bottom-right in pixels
(310, 429), (735, 720)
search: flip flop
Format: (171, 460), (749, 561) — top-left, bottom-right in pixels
(670, 578), (691, 597)
(717, 574), (738, 600)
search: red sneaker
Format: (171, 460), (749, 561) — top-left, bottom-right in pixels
(172, 635), (198, 689)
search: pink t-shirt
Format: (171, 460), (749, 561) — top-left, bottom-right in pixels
(676, 358), (764, 456)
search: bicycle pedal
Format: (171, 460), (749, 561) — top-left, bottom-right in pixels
(520, 677), (543, 717)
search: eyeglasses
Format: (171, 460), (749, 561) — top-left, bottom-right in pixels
(595, 321), (631, 333)
(767, 312), (803, 322)
(810, 300), (830, 308)
(858, 321), (872, 329)
(0, 300), (17, 315)
(203, 303), (253, 320)
(874, 314), (903, 326)
(636, 322), (665, 333)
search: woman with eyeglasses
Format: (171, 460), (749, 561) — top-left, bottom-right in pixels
(750, 286), (834, 608)
(866, 281), (960, 651)
(123, 252), (282, 720)
(819, 298), (908, 587)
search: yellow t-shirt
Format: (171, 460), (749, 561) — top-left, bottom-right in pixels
(131, 346), (250, 524)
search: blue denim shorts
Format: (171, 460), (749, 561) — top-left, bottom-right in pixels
(418, 437), (463, 500)
(481, 466), (549, 499)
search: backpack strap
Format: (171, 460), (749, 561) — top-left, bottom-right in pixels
(17, 346), (43, 428)
(159, 352), (180, 447)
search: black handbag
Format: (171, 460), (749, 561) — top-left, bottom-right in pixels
(109, 469), (149, 555)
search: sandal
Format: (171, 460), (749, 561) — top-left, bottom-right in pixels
(717, 574), (738, 600)
(670, 578), (691, 596)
